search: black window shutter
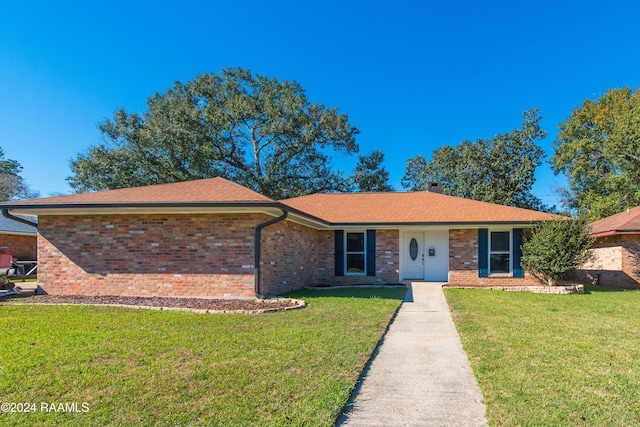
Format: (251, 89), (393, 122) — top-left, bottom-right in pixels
(335, 230), (344, 276)
(512, 228), (524, 278)
(478, 229), (488, 278)
(366, 230), (376, 277)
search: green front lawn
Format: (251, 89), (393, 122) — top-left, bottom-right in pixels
(445, 286), (640, 426)
(0, 287), (405, 426)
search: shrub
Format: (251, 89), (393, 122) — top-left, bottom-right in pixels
(521, 219), (594, 285)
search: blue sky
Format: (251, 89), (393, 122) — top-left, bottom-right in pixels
(1, 0), (639, 207)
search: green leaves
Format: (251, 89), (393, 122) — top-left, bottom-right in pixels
(520, 219), (594, 285)
(352, 150), (394, 192)
(552, 87), (640, 221)
(402, 108), (548, 210)
(0, 146), (38, 201)
(68, 67), (360, 199)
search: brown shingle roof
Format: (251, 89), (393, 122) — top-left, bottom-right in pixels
(3, 177), (562, 225)
(589, 206), (640, 237)
(281, 191), (561, 224)
(4, 177), (275, 206)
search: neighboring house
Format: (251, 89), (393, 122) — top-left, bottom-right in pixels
(571, 207), (640, 288)
(0, 177), (559, 297)
(0, 213), (37, 260)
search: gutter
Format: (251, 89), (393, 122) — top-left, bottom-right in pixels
(2, 209), (38, 228)
(254, 209), (288, 299)
(589, 230), (640, 239)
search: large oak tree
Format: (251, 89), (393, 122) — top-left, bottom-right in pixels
(552, 87), (640, 221)
(402, 108), (548, 210)
(352, 150), (394, 192)
(0, 147), (37, 201)
(69, 68), (363, 199)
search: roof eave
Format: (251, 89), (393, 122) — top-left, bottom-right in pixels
(590, 230), (640, 238)
(2, 201), (283, 216)
(1, 201), (334, 228)
(0, 230), (37, 236)
(325, 219), (552, 228)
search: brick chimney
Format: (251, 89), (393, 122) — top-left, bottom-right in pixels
(427, 182), (442, 193)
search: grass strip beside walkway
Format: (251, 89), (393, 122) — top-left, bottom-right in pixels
(445, 285), (640, 426)
(0, 287), (405, 426)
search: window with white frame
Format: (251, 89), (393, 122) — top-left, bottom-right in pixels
(489, 230), (510, 274)
(345, 232), (366, 274)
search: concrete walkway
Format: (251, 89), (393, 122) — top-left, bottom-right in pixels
(337, 282), (488, 426)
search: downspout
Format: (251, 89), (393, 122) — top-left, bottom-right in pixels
(254, 209), (288, 298)
(2, 209), (38, 228)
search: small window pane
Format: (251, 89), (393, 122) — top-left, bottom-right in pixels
(409, 238), (418, 260)
(490, 254), (510, 274)
(491, 232), (510, 252)
(346, 254), (365, 273)
(347, 233), (365, 252)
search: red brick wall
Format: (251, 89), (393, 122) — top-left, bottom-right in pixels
(259, 227), (401, 293)
(259, 220), (324, 295)
(620, 235), (640, 287)
(0, 233), (37, 260)
(37, 214), (552, 297)
(569, 235), (640, 288)
(37, 214), (402, 298)
(37, 214), (262, 297)
(448, 228), (539, 286)
(317, 229), (400, 286)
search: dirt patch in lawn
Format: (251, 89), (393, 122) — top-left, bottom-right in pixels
(4, 294), (305, 314)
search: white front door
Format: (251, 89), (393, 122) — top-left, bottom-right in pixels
(424, 229), (449, 281)
(402, 230), (450, 281)
(403, 232), (424, 280)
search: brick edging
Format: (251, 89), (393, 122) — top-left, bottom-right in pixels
(4, 299), (307, 314)
(443, 284), (585, 294)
